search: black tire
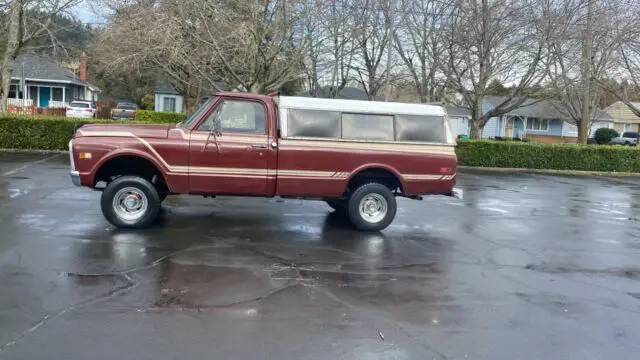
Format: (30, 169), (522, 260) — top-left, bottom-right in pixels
(326, 199), (346, 212)
(101, 176), (161, 229)
(346, 183), (397, 231)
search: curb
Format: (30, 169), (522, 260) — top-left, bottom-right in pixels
(459, 166), (640, 177)
(0, 148), (67, 154)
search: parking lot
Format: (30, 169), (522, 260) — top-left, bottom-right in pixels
(1, 152), (640, 359)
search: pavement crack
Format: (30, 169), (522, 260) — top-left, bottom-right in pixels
(0, 273), (137, 354)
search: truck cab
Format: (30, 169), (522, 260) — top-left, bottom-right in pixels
(69, 92), (460, 231)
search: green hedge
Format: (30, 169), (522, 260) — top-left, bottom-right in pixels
(456, 140), (640, 172)
(0, 115), (142, 150)
(3, 115), (640, 173)
(135, 109), (187, 123)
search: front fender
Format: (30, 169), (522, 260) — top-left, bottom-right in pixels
(86, 148), (169, 186)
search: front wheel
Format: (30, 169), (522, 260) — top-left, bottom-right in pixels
(347, 183), (397, 231)
(101, 176), (161, 229)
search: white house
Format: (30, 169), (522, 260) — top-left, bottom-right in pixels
(154, 78), (185, 113)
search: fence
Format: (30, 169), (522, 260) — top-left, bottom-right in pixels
(7, 105), (66, 117)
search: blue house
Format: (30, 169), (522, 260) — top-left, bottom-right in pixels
(7, 53), (100, 108)
(482, 96), (614, 142)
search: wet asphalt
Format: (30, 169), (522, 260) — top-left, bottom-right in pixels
(1, 152), (640, 360)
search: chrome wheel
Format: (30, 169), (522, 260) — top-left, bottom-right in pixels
(112, 187), (148, 222)
(358, 193), (388, 223)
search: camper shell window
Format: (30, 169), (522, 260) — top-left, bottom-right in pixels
(286, 109), (446, 143)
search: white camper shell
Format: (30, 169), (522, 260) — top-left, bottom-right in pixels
(276, 97), (454, 145)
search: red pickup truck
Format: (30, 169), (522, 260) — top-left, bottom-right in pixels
(69, 92), (461, 231)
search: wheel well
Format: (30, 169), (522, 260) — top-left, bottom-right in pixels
(94, 155), (169, 192)
(346, 168), (403, 195)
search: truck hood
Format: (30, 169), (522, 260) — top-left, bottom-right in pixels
(76, 123), (173, 139)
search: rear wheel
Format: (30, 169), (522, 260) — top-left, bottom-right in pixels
(346, 183), (397, 231)
(101, 176), (161, 229)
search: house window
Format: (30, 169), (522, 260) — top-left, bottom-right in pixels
(624, 123), (633, 132)
(163, 97), (176, 112)
(526, 118), (549, 131)
(8, 85), (17, 99)
(29, 86), (38, 102)
(52, 88), (63, 102)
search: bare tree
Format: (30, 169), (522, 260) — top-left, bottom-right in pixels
(393, 0), (449, 103)
(97, 0), (310, 106)
(547, 0), (619, 142)
(351, 0), (394, 100)
(0, 0), (79, 112)
(597, 0), (640, 117)
(301, 0), (359, 98)
(440, 0), (554, 138)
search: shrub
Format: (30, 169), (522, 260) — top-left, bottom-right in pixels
(456, 140), (640, 172)
(0, 115), (141, 150)
(594, 127), (619, 144)
(140, 95), (155, 110)
(135, 109), (187, 124)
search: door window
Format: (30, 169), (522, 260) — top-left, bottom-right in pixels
(198, 100), (266, 134)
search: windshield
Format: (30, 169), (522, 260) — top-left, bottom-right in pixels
(70, 102), (90, 108)
(179, 97), (217, 128)
(117, 103), (138, 110)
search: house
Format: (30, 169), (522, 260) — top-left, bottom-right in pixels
(482, 96), (614, 143)
(602, 101), (640, 133)
(154, 78), (185, 113)
(427, 102), (471, 137)
(7, 53), (100, 108)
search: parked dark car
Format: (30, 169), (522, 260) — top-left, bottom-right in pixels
(111, 102), (138, 120)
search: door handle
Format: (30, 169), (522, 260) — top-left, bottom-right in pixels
(251, 144), (267, 149)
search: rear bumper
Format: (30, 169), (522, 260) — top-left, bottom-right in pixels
(70, 171), (81, 187)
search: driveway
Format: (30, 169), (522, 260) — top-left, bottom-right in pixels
(1, 152), (639, 360)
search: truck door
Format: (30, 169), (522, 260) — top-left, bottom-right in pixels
(188, 99), (270, 195)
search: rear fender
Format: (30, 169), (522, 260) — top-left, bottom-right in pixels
(345, 163), (407, 192)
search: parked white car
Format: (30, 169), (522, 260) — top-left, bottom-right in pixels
(610, 132), (639, 146)
(66, 101), (96, 118)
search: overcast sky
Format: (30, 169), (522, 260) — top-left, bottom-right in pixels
(73, 0), (106, 25)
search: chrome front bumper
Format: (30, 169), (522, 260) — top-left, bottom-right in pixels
(70, 171), (81, 187)
(69, 140), (81, 187)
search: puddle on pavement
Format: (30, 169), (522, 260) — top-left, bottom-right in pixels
(151, 261), (290, 309)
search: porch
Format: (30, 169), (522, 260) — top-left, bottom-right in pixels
(7, 83), (90, 109)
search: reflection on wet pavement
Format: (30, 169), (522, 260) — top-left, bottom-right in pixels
(1, 154), (640, 359)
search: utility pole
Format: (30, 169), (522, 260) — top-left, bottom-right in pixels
(384, 0), (395, 101)
(580, 0), (595, 144)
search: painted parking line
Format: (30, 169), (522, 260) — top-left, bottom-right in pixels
(2, 154), (63, 177)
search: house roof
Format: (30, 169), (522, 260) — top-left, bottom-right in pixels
(11, 53), (96, 88)
(484, 95), (613, 122)
(154, 76), (220, 96)
(426, 102), (471, 118)
(155, 77), (181, 95)
(603, 101), (640, 123)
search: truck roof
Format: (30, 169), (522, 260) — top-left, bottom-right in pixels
(277, 96), (447, 117)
